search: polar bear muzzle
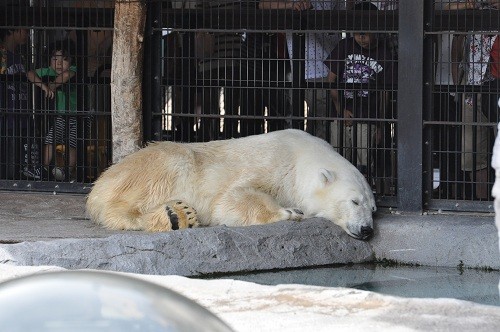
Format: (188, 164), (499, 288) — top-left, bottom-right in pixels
(358, 225), (374, 240)
(346, 223), (374, 241)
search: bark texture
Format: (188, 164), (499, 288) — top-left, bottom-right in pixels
(111, 0), (147, 163)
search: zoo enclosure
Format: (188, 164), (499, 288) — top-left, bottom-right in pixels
(1, 0), (113, 193)
(1, 0), (499, 215)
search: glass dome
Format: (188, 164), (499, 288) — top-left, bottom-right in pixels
(0, 270), (234, 332)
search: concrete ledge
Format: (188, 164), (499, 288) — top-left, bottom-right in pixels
(0, 219), (373, 276)
(372, 212), (500, 270)
(0, 192), (499, 275)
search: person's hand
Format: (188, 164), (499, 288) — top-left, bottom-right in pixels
(465, 0), (478, 9)
(292, 0), (312, 11)
(40, 83), (55, 99)
(487, 0), (500, 9)
(343, 109), (353, 126)
(59, 70), (75, 82)
(50, 70), (76, 89)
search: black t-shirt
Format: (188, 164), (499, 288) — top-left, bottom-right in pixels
(325, 36), (396, 119)
(0, 49), (28, 130)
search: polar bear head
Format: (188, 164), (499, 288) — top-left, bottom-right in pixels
(310, 168), (376, 240)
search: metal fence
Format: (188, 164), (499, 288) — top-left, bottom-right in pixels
(1, 0), (499, 214)
(0, 0), (113, 193)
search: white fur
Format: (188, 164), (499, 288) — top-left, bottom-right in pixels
(86, 129), (376, 239)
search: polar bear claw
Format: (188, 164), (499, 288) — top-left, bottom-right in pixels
(283, 208), (304, 221)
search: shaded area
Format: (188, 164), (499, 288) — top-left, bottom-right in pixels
(206, 264), (500, 307)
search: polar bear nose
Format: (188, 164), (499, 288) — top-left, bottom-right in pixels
(360, 226), (374, 240)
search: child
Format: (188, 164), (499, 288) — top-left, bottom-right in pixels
(27, 40), (77, 181)
(325, 2), (396, 178)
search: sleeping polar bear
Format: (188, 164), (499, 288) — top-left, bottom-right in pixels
(86, 129), (376, 240)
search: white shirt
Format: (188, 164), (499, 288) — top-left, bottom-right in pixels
(371, 0), (398, 10)
(433, 0), (466, 85)
(286, 1), (344, 80)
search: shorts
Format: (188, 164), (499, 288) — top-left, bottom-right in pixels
(331, 121), (376, 173)
(44, 115), (78, 149)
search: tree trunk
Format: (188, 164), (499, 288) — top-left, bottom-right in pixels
(111, 0), (147, 163)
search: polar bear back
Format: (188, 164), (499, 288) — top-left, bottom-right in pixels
(177, 129), (371, 212)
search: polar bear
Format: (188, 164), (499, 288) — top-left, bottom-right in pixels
(86, 129), (376, 240)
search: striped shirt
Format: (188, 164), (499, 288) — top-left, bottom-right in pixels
(196, 1), (243, 73)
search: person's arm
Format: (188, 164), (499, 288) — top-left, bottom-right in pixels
(48, 68), (76, 91)
(379, 48), (396, 119)
(258, 0), (311, 11)
(26, 69), (54, 98)
(327, 71), (341, 115)
(328, 70), (353, 126)
(444, 1), (476, 10)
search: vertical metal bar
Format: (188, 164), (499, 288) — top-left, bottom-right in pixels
(144, 0), (162, 141)
(397, 0), (424, 212)
(291, 20), (305, 130)
(422, 1), (435, 207)
(143, 3), (153, 142)
(182, 30), (196, 142)
(76, 30), (88, 181)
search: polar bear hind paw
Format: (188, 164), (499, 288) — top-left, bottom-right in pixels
(283, 208), (304, 221)
(165, 200), (199, 230)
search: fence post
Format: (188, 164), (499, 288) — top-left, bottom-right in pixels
(397, 0), (424, 212)
(144, 0), (163, 142)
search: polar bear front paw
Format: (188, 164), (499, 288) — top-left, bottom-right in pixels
(282, 208), (304, 221)
(165, 200), (199, 230)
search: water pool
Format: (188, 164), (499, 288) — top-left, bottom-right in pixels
(207, 264), (500, 307)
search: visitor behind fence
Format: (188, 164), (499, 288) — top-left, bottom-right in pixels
(325, 1), (396, 179)
(167, 0), (198, 142)
(195, 1), (243, 141)
(481, 1), (500, 136)
(430, 0), (468, 199)
(260, 0), (344, 140)
(238, 0), (290, 137)
(0, 28), (39, 180)
(451, 0), (499, 199)
(483, 33), (500, 127)
(26, 40), (78, 181)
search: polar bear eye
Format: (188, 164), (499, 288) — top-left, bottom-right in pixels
(351, 200), (359, 206)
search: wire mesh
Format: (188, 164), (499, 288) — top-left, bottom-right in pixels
(429, 1), (499, 203)
(156, 0), (399, 201)
(1, 0), (113, 191)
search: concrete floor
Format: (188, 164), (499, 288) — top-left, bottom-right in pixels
(1, 191), (500, 331)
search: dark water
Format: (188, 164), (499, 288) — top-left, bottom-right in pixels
(204, 264), (500, 307)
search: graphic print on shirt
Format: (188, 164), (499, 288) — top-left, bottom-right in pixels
(343, 53), (383, 99)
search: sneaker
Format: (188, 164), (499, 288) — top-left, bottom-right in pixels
(52, 167), (65, 181)
(22, 166), (41, 180)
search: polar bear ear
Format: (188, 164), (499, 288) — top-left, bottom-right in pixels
(319, 168), (335, 186)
